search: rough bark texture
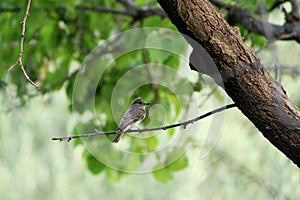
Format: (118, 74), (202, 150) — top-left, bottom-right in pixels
(157, 0), (300, 167)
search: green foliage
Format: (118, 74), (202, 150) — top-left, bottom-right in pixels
(84, 150), (106, 174)
(69, 44), (194, 180)
(223, 0), (264, 12)
(1, 0), (292, 185)
(153, 147), (189, 183)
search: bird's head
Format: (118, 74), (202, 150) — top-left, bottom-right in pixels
(131, 97), (151, 108)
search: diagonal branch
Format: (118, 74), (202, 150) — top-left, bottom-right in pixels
(210, 0), (300, 43)
(157, 0), (300, 167)
(7, 0), (39, 88)
(116, 0), (166, 20)
(52, 103), (236, 142)
(290, 0), (300, 20)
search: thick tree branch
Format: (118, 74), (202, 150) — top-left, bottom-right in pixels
(289, 0), (300, 21)
(210, 0), (300, 43)
(52, 103), (236, 142)
(8, 0), (39, 88)
(157, 0), (300, 167)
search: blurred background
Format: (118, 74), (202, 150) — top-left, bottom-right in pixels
(1, 0), (300, 199)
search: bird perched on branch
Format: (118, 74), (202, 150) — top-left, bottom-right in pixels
(112, 97), (150, 143)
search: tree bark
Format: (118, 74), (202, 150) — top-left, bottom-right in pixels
(157, 0), (300, 167)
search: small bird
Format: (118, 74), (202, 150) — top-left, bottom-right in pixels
(112, 97), (150, 143)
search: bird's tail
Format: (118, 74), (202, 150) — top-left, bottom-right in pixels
(112, 130), (123, 143)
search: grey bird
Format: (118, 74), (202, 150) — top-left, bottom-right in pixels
(112, 97), (150, 143)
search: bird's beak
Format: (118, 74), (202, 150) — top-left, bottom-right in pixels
(144, 102), (151, 105)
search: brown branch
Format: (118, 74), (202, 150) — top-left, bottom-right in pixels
(7, 0), (39, 88)
(157, 0), (300, 167)
(52, 103), (236, 142)
(116, 0), (167, 20)
(210, 0), (300, 43)
(268, 0), (288, 12)
(290, 0), (300, 20)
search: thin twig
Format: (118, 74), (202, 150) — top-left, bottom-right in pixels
(8, 0), (39, 88)
(142, 49), (160, 104)
(254, 39), (275, 54)
(52, 103), (236, 142)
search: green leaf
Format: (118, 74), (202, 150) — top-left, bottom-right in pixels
(152, 163), (173, 184)
(145, 136), (159, 151)
(165, 147), (186, 166)
(84, 150), (106, 175)
(152, 147), (189, 183)
(72, 126), (83, 147)
(162, 54), (180, 70)
(213, 87), (225, 103)
(115, 50), (141, 69)
(104, 168), (123, 182)
(143, 16), (164, 27)
(168, 154), (189, 171)
(123, 155), (143, 171)
(250, 33), (267, 48)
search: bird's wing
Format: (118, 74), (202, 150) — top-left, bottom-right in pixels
(129, 108), (145, 120)
(118, 108), (145, 130)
